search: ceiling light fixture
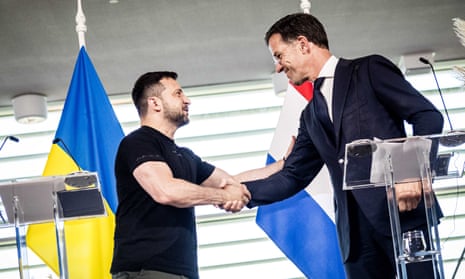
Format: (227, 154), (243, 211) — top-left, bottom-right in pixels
(12, 93), (48, 124)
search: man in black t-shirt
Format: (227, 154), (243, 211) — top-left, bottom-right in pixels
(111, 71), (285, 279)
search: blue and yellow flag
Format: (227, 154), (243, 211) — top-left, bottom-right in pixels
(26, 47), (124, 278)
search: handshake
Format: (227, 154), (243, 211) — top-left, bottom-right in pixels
(218, 177), (251, 213)
(211, 135), (294, 213)
(213, 135), (293, 213)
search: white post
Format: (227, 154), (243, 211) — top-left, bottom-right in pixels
(300, 0), (311, 14)
(75, 0), (87, 48)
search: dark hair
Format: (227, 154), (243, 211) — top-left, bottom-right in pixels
(265, 13), (329, 50)
(131, 71), (178, 116)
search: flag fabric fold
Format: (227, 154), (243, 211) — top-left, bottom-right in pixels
(26, 46), (124, 278)
(256, 82), (346, 279)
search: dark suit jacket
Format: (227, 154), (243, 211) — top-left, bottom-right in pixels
(246, 55), (444, 261)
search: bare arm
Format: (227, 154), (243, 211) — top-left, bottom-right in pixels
(220, 136), (296, 212)
(234, 136), (295, 182)
(133, 161), (249, 209)
(233, 159), (284, 182)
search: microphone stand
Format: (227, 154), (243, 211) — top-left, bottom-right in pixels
(419, 57), (453, 131)
(0, 136), (19, 152)
(420, 58), (465, 278)
(452, 246), (465, 279)
(419, 57), (465, 147)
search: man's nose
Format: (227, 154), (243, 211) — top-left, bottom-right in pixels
(275, 63), (284, 73)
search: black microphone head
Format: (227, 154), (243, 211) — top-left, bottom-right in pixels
(0, 135), (19, 151)
(419, 57), (430, 65)
(53, 138), (61, 144)
(8, 136), (19, 142)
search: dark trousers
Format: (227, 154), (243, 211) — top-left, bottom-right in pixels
(112, 270), (190, 279)
(345, 194), (436, 279)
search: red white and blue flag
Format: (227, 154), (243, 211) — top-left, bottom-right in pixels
(256, 81), (346, 279)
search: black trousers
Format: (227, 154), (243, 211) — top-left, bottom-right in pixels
(345, 193), (437, 279)
(112, 270), (190, 279)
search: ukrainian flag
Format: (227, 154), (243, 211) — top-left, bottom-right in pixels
(26, 47), (124, 278)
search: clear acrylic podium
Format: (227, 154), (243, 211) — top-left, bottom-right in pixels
(343, 132), (465, 279)
(0, 172), (106, 279)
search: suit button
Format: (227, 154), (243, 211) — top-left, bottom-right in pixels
(338, 158), (344, 164)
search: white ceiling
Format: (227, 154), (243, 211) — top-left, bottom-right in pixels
(1, 0), (464, 108)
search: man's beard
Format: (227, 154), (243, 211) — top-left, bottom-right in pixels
(164, 109), (189, 128)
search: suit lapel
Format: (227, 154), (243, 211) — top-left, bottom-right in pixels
(332, 58), (355, 150)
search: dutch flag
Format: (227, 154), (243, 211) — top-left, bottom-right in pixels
(256, 80), (346, 279)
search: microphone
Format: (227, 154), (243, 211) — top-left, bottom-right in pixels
(53, 137), (82, 171)
(419, 57), (465, 147)
(0, 135), (20, 151)
(8, 136), (19, 142)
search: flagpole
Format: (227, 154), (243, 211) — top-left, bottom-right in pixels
(52, 3), (88, 277)
(76, 0), (87, 48)
(300, 0), (311, 14)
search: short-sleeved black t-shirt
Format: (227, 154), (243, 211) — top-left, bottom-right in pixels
(110, 126), (215, 279)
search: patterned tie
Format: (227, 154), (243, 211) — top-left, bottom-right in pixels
(313, 77), (335, 141)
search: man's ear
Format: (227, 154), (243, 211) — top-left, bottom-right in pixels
(148, 96), (163, 112)
(296, 35), (310, 53)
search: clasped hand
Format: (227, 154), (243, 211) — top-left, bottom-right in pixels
(218, 178), (251, 213)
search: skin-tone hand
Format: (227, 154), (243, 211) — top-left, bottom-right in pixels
(395, 180), (422, 212)
(220, 135), (296, 213)
(220, 178), (251, 213)
(212, 135), (296, 213)
(284, 135), (296, 160)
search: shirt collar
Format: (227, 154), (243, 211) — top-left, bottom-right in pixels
(318, 55), (339, 79)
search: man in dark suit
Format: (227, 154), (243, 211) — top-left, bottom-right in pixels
(243, 13), (444, 278)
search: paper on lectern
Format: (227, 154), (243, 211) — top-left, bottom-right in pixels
(370, 137), (432, 184)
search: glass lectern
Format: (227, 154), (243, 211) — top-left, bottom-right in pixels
(0, 172), (106, 279)
(343, 131), (465, 279)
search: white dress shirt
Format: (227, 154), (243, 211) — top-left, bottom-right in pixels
(317, 55), (339, 122)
